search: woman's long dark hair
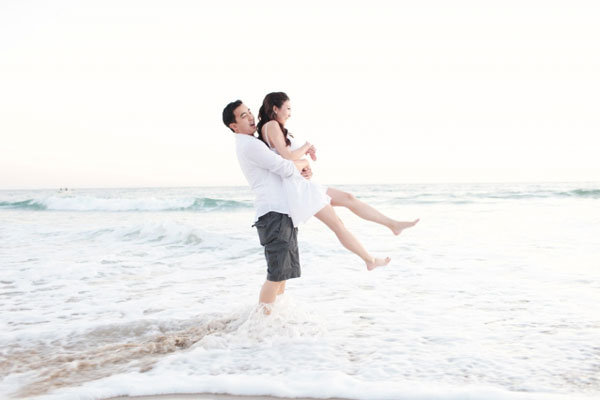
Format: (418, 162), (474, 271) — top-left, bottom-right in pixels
(256, 92), (292, 147)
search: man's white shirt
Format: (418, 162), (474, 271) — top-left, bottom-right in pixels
(235, 133), (296, 222)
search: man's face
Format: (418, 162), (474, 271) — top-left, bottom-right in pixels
(230, 103), (256, 134)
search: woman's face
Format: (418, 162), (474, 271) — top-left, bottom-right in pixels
(273, 100), (291, 124)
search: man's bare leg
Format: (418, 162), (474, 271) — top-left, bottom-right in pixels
(277, 281), (286, 295)
(327, 187), (419, 235)
(259, 280), (287, 314)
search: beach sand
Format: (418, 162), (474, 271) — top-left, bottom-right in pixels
(107, 394), (347, 400)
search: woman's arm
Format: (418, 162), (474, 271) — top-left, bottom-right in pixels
(265, 121), (311, 161)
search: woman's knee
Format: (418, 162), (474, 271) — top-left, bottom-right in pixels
(332, 190), (355, 207)
(341, 191), (355, 205)
(316, 206), (344, 230)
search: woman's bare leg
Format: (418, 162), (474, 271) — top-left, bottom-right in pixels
(315, 205), (390, 270)
(327, 187), (419, 235)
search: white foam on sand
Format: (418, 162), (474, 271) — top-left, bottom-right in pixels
(33, 371), (597, 400)
(19, 296), (596, 400)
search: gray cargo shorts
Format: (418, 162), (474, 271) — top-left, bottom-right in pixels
(252, 212), (300, 282)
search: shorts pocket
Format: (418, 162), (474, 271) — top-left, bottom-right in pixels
(276, 214), (293, 244)
(256, 213), (282, 246)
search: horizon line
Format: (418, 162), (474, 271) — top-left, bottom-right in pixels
(1, 179), (599, 192)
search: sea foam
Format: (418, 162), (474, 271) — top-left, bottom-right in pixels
(2, 183), (599, 400)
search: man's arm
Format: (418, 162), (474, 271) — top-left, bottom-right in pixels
(245, 138), (305, 178)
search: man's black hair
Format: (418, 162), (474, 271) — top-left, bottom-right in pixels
(222, 100), (243, 132)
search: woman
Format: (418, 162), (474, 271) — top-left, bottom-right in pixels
(256, 92), (419, 271)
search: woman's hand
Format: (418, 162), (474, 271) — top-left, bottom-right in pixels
(306, 144), (317, 161)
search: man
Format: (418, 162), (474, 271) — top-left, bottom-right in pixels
(222, 100), (311, 311)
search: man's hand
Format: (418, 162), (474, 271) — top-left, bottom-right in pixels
(293, 159), (309, 173)
(301, 165), (313, 180)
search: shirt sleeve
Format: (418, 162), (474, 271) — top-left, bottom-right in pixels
(245, 139), (297, 178)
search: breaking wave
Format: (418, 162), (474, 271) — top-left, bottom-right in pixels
(0, 196), (251, 212)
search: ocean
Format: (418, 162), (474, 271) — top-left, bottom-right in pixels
(0, 182), (599, 400)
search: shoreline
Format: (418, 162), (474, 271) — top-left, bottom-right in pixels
(106, 394), (349, 400)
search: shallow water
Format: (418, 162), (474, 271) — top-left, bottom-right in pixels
(1, 182), (599, 400)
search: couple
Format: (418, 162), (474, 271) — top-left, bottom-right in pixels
(222, 92), (419, 309)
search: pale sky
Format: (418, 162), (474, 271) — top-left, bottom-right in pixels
(1, 0), (599, 189)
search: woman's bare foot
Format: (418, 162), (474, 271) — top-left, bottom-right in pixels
(390, 218), (420, 236)
(366, 256), (391, 271)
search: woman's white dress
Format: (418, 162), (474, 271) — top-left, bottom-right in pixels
(263, 127), (331, 227)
